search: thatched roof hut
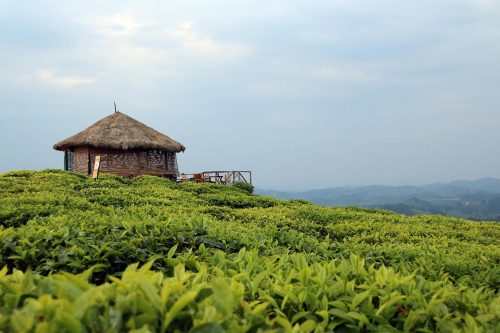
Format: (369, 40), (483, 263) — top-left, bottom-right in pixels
(53, 111), (185, 179)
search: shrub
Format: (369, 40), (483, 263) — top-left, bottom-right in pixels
(0, 170), (499, 331)
(232, 181), (254, 194)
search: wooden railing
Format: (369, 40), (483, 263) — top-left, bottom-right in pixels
(177, 171), (252, 185)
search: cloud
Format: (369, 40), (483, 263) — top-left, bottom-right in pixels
(81, 16), (249, 68)
(93, 13), (143, 37)
(245, 81), (308, 98)
(96, 44), (171, 68)
(472, 0), (500, 9)
(37, 69), (96, 87)
(166, 21), (250, 59)
(308, 66), (376, 82)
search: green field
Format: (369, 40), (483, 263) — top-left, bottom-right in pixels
(0, 170), (498, 332)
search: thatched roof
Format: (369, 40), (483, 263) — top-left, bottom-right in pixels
(53, 112), (185, 152)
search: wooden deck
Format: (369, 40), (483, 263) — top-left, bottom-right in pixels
(177, 171), (252, 185)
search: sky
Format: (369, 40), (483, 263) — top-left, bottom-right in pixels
(0, 0), (499, 190)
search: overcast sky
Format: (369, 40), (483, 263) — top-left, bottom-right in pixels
(0, 0), (499, 190)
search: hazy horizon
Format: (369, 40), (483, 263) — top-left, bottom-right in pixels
(256, 176), (500, 192)
(1, 0), (499, 191)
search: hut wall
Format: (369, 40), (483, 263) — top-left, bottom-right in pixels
(71, 147), (91, 175)
(67, 147), (179, 178)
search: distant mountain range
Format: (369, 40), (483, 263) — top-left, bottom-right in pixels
(257, 178), (500, 221)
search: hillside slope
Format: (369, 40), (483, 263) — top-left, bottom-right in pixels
(0, 170), (499, 332)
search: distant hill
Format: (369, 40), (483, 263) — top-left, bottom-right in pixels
(257, 178), (500, 221)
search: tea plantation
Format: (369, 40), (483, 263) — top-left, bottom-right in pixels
(0, 170), (498, 332)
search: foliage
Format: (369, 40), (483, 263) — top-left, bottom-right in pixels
(232, 181), (254, 194)
(0, 170), (499, 332)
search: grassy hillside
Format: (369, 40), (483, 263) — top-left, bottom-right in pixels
(0, 170), (498, 332)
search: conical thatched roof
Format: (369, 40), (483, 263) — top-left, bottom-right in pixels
(53, 112), (185, 152)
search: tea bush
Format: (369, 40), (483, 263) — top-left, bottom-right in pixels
(232, 181), (255, 194)
(0, 170), (498, 332)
